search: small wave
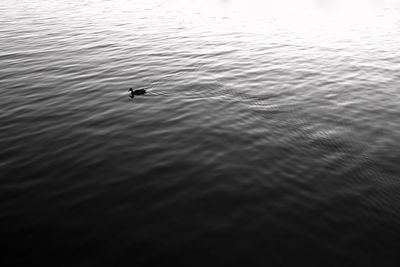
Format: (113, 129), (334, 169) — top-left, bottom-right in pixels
(143, 81), (284, 107)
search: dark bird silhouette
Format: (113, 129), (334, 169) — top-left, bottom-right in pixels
(129, 88), (146, 98)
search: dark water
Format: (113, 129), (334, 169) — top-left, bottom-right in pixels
(1, 0), (400, 266)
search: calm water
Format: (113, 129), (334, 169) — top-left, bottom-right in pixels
(1, 0), (400, 266)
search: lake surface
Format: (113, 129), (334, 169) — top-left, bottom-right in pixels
(1, 0), (400, 266)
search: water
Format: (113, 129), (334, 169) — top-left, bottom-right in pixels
(1, 0), (400, 265)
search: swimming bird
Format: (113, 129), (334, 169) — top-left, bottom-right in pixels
(129, 88), (146, 98)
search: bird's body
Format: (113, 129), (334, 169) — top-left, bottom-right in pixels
(129, 88), (146, 98)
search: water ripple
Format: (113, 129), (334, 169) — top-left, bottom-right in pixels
(1, 0), (400, 265)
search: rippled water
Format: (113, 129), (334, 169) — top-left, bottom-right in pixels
(1, 0), (400, 265)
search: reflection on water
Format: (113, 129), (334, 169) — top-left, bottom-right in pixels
(168, 0), (397, 37)
(1, 0), (400, 266)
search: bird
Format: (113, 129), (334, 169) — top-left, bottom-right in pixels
(129, 88), (146, 98)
